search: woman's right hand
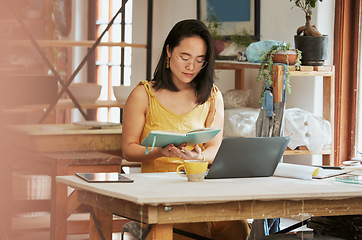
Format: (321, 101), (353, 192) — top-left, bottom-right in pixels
(162, 143), (187, 158)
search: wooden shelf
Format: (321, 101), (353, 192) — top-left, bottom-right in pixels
(2, 99), (124, 114)
(285, 146), (332, 156)
(7, 124), (122, 153)
(215, 60), (335, 165)
(54, 99), (124, 109)
(2, 40), (147, 48)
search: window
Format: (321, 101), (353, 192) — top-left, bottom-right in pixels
(95, 0), (132, 123)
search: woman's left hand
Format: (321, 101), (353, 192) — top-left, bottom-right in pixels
(177, 144), (203, 160)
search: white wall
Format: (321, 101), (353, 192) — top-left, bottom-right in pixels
(132, 0), (335, 165)
(131, 0), (147, 87)
(69, 1), (89, 122)
(132, 0), (196, 87)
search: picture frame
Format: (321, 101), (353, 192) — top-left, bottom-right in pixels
(196, 0), (260, 40)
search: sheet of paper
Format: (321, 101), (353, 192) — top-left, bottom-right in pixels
(273, 163), (320, 180)
(273, 163), (351, 180)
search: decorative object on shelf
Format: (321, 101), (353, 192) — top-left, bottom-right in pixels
(198, 0), (260, 39)
(113, 85), (133, 104)
(272, 50), (299, 65)
(223, 89), (252, 109)
(69, 83), (102, 102)
(256, 42), (302, 105)
(53, 0), (72, 36)
(246, 40), (283, 63)
(73, 121), (121, 129)
(291, 0), (328, 66)
(201, 6), (257, 61)
(218, 30), (254, 61)
(19, 0), (44, 20)
(284, 108), (331, 153)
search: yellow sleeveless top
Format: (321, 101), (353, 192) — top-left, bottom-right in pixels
(138, 81), (219, 173)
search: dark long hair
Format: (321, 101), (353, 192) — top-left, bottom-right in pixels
(152, 19), (215, 104)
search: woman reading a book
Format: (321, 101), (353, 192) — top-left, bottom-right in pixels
(122, 19), (250, 239)
(123, 19), (223, 172)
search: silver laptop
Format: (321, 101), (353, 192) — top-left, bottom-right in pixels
(205, 137), (290, 179)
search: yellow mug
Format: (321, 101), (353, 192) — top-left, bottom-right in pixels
(176, 160), (208, 182)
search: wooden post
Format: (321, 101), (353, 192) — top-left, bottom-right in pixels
(271, 65), (285, 103)
(234, 69), (244, 89)
(51, 162), (68, 240)
(322, 66), (335, 165)
(89, 207), (113, 240)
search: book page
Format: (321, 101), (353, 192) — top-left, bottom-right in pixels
(313, 169), (351, 179)
(273, 163), (321, 180)
(187, 127), (216, 133)
(149, 130), (186, 136)
(185, 129), (221, 145)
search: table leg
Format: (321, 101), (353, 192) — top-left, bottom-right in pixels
(51, 163), (68, 240)
(234, 69), (244, 90)
(146, 224), (173, 240)
(89, 206), (113, 240)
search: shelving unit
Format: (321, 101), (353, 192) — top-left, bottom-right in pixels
(2, 1), (151, 239)
(1, 1), (150, 124)
(3, 99), (124, 113)
(215, 60), (335, 166)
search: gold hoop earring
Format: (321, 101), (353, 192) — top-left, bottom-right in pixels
(166, 56), (170, 68)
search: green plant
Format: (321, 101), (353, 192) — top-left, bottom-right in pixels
(230, 29), (254, 48)
(207, 11), (223, 40)
(256, 42), (302, 105)
(207, 12), (253, 46)
(290, 0), (323, 36)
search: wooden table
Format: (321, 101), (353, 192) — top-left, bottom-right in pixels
(11, 150), (125, 240)
(57, 172), (362, 240)
(7, 123), (122, 152)
(4, 123), (125, 239)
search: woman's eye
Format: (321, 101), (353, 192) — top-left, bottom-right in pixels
(181, 57), (189, 61)
(196, 59), (204, 63)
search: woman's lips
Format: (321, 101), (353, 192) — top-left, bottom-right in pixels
(183, 72), (194, 77)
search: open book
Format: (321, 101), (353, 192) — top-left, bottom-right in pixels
(273, 163), (351, 180)
(141, 128), (221, 155)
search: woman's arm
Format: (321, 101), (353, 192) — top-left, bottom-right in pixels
(180, 89), (224, 163)
(200, 89), (224, 164)
(122, 85), (176, 162)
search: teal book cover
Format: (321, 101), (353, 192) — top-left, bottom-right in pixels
(141, 128), (221, 154)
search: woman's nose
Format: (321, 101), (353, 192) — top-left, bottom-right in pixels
(185, 60), (194, 70)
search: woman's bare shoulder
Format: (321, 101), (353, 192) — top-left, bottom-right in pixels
(124, 84), (149, 112)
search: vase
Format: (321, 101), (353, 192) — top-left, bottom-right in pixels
(294, 35), (328, 66)
(272, 50), (298, 65)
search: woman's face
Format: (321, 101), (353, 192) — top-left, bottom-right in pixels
(167, 36), (207, 85)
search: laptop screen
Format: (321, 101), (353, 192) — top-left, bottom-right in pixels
(205, 137), (290, 179)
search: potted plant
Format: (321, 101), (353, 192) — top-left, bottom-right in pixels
(256, 42), (302, 105)
(291, 0), (328, 66)
(230, 30), (254, 49)
(207, 12), (254, 60)
(229, 30), (254, 61)
(207, 12), (225, 56)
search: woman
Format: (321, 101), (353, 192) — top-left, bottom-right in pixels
(122, 19), (223, 171)
(122, 19), (250, 239)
